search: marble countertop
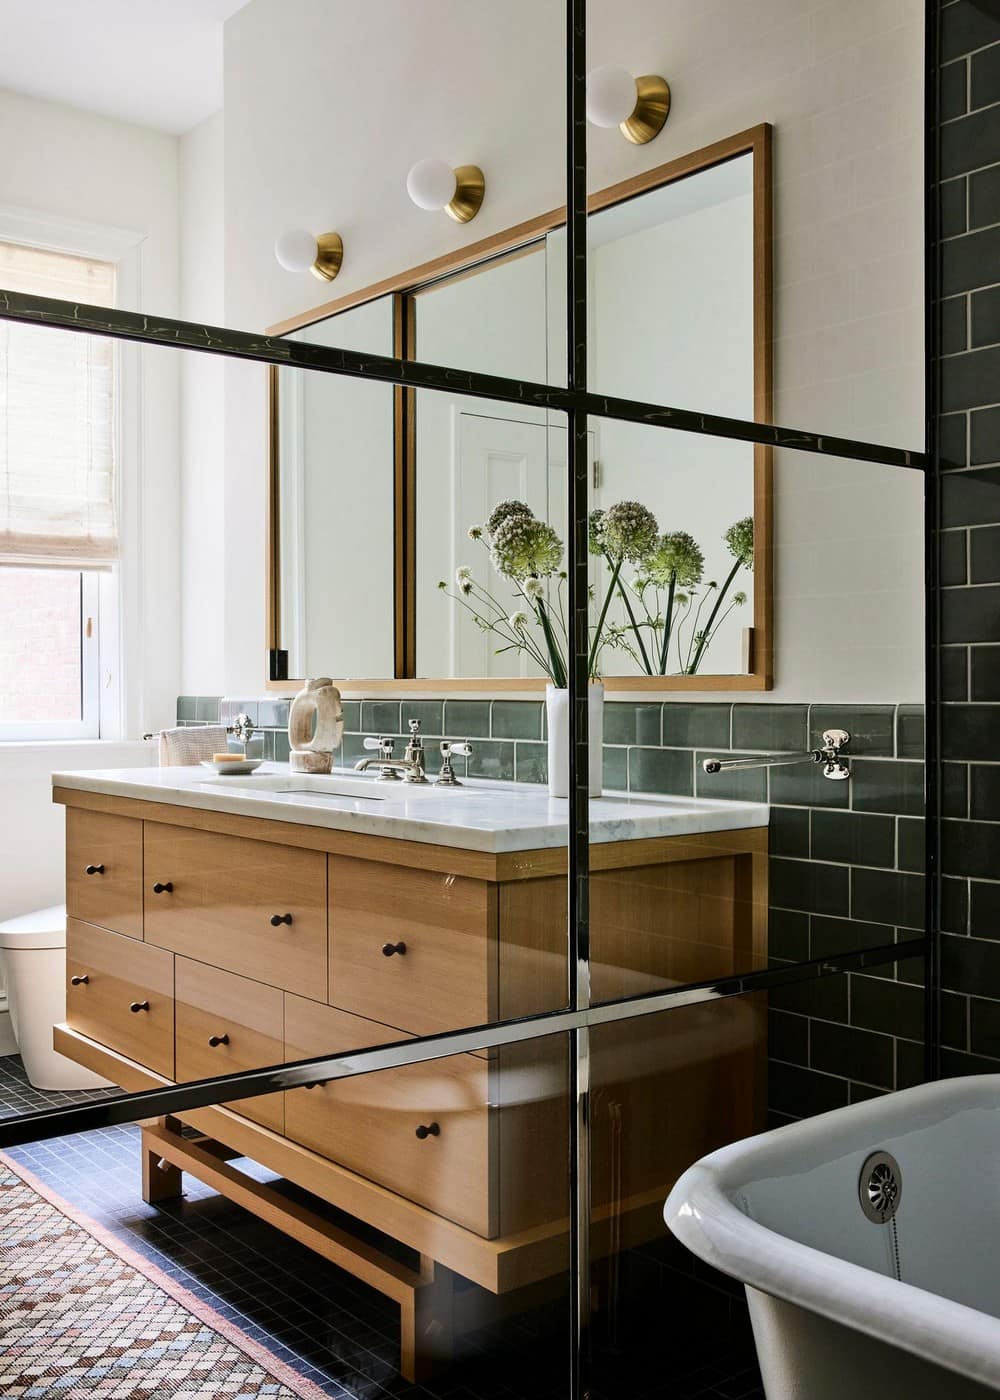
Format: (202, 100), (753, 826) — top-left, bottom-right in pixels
(52, 763), (770, 854)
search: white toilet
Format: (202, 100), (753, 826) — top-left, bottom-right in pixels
(0, 904), (111, 1090)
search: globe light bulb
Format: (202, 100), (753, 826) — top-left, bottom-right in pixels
(586, 65), (638, 127)
(407, 159), (458, 212)
(274, 228), (318, 273)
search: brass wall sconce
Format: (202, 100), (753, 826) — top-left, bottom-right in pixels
(273, 228), (344, 282)
(406, 159), (486, 224)
(586, 64), (670, 144)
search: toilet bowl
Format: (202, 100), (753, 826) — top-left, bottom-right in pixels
(0, 904), (111, 1091)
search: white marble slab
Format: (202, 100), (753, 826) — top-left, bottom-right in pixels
(52, 763), (769, 854)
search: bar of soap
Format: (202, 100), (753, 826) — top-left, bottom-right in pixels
(212, 753), (243, 762)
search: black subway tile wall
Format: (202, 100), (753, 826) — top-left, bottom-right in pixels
(180, 694), (926, 1121)
(935, 0), (1000, 1077)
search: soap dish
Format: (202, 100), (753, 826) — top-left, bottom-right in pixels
(200, 757), (264, 776)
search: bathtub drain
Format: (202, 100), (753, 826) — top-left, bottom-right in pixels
(859, 1149), (902, 1282)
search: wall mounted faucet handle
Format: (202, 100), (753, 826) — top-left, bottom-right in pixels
(85, 864), (104, 876)
(229, 712), (255, 749)
(436, 739), (473, 786)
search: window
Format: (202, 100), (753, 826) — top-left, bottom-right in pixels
(0, 240), (118, 739)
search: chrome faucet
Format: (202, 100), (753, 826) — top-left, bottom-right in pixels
(436, 739), (473, 787)
(353, 735), (425, 783)
(402, 719), (429, 784)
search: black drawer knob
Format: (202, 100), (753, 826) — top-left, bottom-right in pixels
(208, 1033), (230, 1048)
(85, 864), (104, 876)
(415, 1122), (440, 1140)
(129, 1000), (150, 1014)
(382, 941), (407, 957)
(270, 913), (293, 927)
(152, 881), (173, 895)
(70, 974), (89, 986)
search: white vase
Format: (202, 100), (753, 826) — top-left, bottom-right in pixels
(546, 682), (604, 799)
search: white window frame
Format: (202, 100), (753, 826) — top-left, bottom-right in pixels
(0, 204), (144, 742)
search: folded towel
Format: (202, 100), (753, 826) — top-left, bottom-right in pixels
(158, 725), (230, 767)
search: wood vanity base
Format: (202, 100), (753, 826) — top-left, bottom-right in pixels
(55, 785), (768, 1378)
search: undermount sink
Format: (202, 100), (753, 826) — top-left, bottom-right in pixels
(200, 771), (447, 801)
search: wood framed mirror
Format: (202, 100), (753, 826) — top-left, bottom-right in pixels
(267, 124), (771, 693)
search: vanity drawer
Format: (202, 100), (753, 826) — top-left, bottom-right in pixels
(284, 996), (492, 1235)
(328, 855), (494, 1037)
(175, 960), (284, 1133)
(143, 823), (327, 996)
(66, 919), (173, 1075)
(66, 809), (143, 939)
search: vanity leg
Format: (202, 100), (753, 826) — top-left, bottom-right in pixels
(402, 1259), (454, 1382)
(141, 1121), (183, 1204)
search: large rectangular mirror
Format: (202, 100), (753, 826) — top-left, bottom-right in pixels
(268, 126), (770, 690)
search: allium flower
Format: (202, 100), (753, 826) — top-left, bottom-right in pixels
(490, 513), (563, 580)
(455, 566), (472, 585)
(468, 525), (483, 540)
(588, 509), (607, 556)
(437, 580), (447, 590)
(733, 591), (748, 606)
(725, 516), (754, 569)
(643, 531), (705, 588)
(523, 576), (545, 600)
(485, 499), (533, 537)
(509, 611), (529, 630)
(603, 501), (658, 562)
(458, 578), (473, 596)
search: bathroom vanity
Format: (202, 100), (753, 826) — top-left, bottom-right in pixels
(52, 766), (768, 1378)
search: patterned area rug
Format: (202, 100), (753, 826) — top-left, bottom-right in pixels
(0, 1152), (330, 1399)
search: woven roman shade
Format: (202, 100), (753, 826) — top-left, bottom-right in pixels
(0, 240), (117, 565)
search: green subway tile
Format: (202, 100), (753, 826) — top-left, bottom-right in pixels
(732, 704), (808, 752)
(661, 703), (730, 749)
(467, 739), (515, 781)
(628, 746), (693, 796)
(176, 696), (198, 722)
(195, 696), (221, 722)
(258, 698), (289, 727)
(400, 700), (444, 735)
(341, 732), (368, 763)
(604, 703), (661, 746)
(514, 741), (547, 784)
(492, 701), (543, 740)
(341, 700), (361, 731)
(272, 730), (291, 763)
(603, 746), (628, 792)
(361, 701), (401, 734)
(443, 700), (491, 738)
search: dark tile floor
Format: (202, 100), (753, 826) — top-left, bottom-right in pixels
(0, 1054), (762, 1399)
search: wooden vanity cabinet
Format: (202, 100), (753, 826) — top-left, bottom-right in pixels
(55, 786), (766, 1381)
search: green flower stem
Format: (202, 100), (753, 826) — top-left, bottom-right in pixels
(535, 599), (567, 688)
(445, 588), (553, 678)
(589, 556), (622, 675)
(688, 560), (742, 674)
(613, 568), (654, 674)
(658, 573), (677, 675)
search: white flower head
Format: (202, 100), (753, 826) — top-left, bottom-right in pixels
(523, 577), (545, 600)
(509, 611), (529, 630)
(468, 525), (483, 541)
(455, 566), (472, 585)
(459, 579), (473, 596)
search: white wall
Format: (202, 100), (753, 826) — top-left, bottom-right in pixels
(211, 0), (924, 703)
(0, 87), (182, 731)
(179, 111), (226, 693)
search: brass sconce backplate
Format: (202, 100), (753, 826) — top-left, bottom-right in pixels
(312, 232), (345, 282)
(446, 165), (486, 223)
(622, 75), (671, 144)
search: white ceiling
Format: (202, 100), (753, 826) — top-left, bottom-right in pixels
(0, 0), (251, 135)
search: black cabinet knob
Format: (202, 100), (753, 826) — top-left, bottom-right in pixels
(270, 913), (293, 927)
(382, 941), (407, 957)
(208, 1033), (230, 1048)
(85, 864), (104, 876)
(129, 1000), (150, 1013)
(152, 882), (173, 894)
(70, 974), (89, 986)
(415, 1122), (440, 1140)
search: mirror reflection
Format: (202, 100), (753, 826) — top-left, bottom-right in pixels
(275, 139), (765, 684)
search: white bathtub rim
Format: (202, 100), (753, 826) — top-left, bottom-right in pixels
(665, 1075), (1000, 1391)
